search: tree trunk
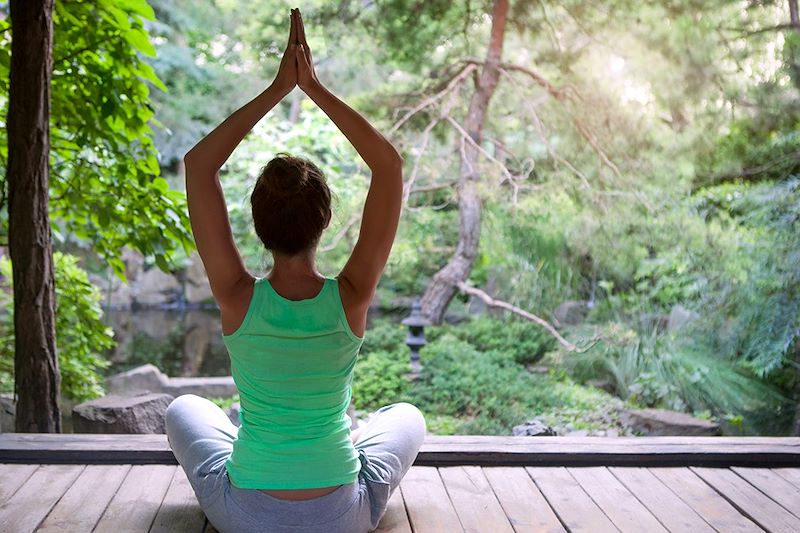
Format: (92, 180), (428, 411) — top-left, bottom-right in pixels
(8, 0), (60, 432)
(420, 0), (509, 324)
(790, 0), (799, 29)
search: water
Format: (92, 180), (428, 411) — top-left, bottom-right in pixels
(104, 309), (231, 378)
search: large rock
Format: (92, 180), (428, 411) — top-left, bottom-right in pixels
(72, 392), (174, 434)
(619, 408), (721, 436)
(512, 419), (557, 436)
(106, 364), (237, 398)
(106, 364), (165, 393)
(185, 252), (214, 304)
(134, 267), (181, 306)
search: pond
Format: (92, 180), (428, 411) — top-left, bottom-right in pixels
(104, 309), (231, 378)
(102, 308), (395, 378)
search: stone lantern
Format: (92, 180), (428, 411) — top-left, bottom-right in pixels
(401, 298), (430, 376)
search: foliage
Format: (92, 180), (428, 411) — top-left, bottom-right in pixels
(411, 334), (624, 435)
(0, 0), (193, 277)
(428, 315), (556, 365)
(552, 322), (789, 433)
(351, 348), (411, 411)
(0, 253), (113, 401)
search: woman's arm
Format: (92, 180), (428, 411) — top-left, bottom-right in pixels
(294, 10), (404, 308)
(183, 12), (298, 312)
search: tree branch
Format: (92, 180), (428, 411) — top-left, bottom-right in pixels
(319, 213), (360, 253)
(389, 63), (477, 136)
(455, 281), (598, 352)
(409, 181), (458, 194)
(403, 117), (441, 207)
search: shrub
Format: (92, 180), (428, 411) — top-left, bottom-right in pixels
(428, 316), (555, 365)
(351, 348), (410, 411)
(0, 253), (113, 401)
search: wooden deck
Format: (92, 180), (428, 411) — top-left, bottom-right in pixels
(1, 435), (800, 532)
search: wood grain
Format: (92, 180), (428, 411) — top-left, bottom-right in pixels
(93, 465), (176, 533)
(609, 467), (714, 532)
(650, 467), (761, 533)
(37, 464), (130, 533)
(400, 467), (463, 533)
(482, 466), (565, 533)
(526, 467), (618, 533)
(0, 464), (84, 533)
(692, 466), (800, 532)
(439, 466), (513, 533)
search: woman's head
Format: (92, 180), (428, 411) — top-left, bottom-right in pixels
(250, 153), (332, 257)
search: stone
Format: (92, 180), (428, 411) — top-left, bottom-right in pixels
(163, 376), (237, 397)
(88, 272), (133, 309)
(105, 363), (165, 394)
(668, 304), (700, 332)
(512, 419), (557, 437)
(566, 429), (590, 437)
(184, 252), (214, 304)
(180, 312), (216, 376)
(0, 393), (15, 433)
(122, 247), (145, 281)
(105, 364), (237, 398)
(227, 403), (241, 426)
(553, 301), (588, 328)
(619, 407), (721, 436)
(73, 392), (174, 434)
(133, 267), (181, 306)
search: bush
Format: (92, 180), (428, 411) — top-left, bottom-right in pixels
(554, 322), (789, 432)
(412, 333), (623, 434)
(428, 315), (555, 365)
(0, 253), (113, 401)
(351, 348), (410, 411)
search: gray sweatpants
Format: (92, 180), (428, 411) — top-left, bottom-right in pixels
(165, 394), (426, 533)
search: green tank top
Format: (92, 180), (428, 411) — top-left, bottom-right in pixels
(221, 276), (364, 489)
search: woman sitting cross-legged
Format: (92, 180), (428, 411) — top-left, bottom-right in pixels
(165, 8), (426, 533)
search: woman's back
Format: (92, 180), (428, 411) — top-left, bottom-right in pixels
(222, 276), (364, 490)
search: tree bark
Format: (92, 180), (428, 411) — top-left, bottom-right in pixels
(790, 0), (799, 29)
(8, 0), (61, 432)
(420, 0), (509, 324)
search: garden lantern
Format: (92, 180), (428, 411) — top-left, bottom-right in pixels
(401, 298), (430, 375)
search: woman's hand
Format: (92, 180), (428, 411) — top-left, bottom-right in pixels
(273, 9), (299, 93)
(293, 8), (321, 92)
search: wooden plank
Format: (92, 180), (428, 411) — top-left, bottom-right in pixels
(3, 434), (800, 467)
(0, 463), (39, 503)
(568, 467), (668, 532)
(93, 465), (176, 533)
(37, 464), (130, 532)
(150, 467), (206, 533)
(772, 468), (800, 490)
(482, 466), (565, 533)
(400, 467), (463, 533)
(609, 467), (714, 533)
(692, 466), (800, 532)
(0, 464), (84, 533)
(526, 467), (618, 533)
(732, 467), (800, 518)
(439, 466), (513, 533)
(374, 487), (412, 533)
(650, 467), (761, 533)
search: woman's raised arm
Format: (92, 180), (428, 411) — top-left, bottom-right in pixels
(293, 9), (404, 309)
(183, 12), (299, 313)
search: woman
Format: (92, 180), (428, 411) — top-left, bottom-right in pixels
(165, 8), (426, 533)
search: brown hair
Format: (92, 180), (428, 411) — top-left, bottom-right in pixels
(250, 153), (332, 256)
